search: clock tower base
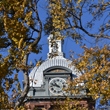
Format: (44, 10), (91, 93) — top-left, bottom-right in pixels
(26, 99), (95, 110)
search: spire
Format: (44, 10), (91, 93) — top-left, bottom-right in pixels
(47, 33), (64, 58)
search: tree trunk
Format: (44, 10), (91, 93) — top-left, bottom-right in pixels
(14, 53), (29, 110)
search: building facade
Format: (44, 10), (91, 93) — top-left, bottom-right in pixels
(25, 34), (95, 110)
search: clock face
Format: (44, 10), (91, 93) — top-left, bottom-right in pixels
(49, 77), (67, 95)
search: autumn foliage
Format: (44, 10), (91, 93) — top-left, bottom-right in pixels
(0, 0), (42, 109)
(0, 0), (110, 109)
(70, 45), (110, 104)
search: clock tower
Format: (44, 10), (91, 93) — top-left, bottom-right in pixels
(25, 33), (95, 110)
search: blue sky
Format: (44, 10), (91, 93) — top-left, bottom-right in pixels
(1, 0), (110, 109)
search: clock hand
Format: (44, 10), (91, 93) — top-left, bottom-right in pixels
(51, 83), (56, 86)
(55, 83), (60, 88)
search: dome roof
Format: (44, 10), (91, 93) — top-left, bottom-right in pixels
(29, 33), (82, 87)
(29, 56), (82, 87)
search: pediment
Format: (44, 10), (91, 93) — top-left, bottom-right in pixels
(48, 68), (67, 73)
(43, 66), (72, 75)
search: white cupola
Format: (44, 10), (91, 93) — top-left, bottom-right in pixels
(47, 33), (64, 58)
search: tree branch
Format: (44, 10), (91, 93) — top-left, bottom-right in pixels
(30, 25), (40, 32)
(30, 0), (42, 48)
(77, 26), (110, 39)
(79, 0), (86, 28)
(14, 53), (29, 110)
(0, 42), (11, 48)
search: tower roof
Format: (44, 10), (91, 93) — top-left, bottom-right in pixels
(29, 33), (82, 87)
(29, 56), (82, 87)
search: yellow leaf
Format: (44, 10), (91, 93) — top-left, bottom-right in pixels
(30, 60), (32, 65)
(36, 61), (41, 67)
(27, 21), (30, 26)
(14, 73), (18, 80)
(0, 7), (3, 11)
(76, 40), (79, 44)
(18, 38), (23, 49)
(12, 38), (18, 44)
(23, 42), (26, 48)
